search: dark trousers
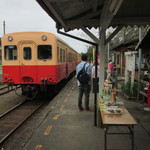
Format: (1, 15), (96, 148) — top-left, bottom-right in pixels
(78, 84), (91, 109)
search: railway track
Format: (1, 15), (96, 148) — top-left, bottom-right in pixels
(0, 85), (20, 95)
(0, 100), (44, 145)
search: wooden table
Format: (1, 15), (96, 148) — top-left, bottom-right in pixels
(98, 98), (137, 150)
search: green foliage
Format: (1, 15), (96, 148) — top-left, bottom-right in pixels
(81, 46), (94, 62)
(121, 81), (138, 97)
(87, 46), (93, 61)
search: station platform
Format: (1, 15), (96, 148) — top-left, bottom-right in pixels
(2, 77), (150, 150)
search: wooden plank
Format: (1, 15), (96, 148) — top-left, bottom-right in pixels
(98, 97), (137, 125)
(100, 107), (137, 125)
(66, 19), (98, 27)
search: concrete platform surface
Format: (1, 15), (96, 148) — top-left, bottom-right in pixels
(3, 77), (150, 150)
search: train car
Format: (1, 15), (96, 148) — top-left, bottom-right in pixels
(2, 32), (81, 98)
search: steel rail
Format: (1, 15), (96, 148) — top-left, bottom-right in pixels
(0, 100), (44, 145)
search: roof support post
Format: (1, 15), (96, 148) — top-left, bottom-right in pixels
(98, 0), (124, 96)
(107, 42), (110, 62)
(99, 28), (106, 95)
(99, 0), (124, 30)
(137, 27), (143, 101)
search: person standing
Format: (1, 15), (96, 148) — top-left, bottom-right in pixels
(106, 59), (114, 76)
(76, 54), (91, 111)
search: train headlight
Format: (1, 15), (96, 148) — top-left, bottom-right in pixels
(8, 36), (13, 41)
(42, 35), (47, 41)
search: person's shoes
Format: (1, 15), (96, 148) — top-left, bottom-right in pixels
(85, 108), (90, 111)
(79, 107), (84, 111)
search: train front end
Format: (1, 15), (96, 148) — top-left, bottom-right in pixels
(2, 32), (58, 98)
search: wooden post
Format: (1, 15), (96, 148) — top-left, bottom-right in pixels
(99, 29), (106, 94)
(137, 27), (142, 101)
(137, 48), (142, 101)
(107, 42), (110, 61)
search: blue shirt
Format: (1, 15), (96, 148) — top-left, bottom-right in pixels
(76, 61), (91, 86)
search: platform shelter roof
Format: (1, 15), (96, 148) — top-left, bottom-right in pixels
(136, 29), (150, 50)
(36, 0), (150, 31)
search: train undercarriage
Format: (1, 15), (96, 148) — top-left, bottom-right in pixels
(18, 78), (69, 100)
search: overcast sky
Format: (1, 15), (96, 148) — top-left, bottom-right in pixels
(0, 0), (98, 53)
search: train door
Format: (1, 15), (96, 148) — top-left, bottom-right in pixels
(19, 41), (37, 83)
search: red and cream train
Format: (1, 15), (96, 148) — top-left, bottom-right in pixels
(2, 32), (81, 98)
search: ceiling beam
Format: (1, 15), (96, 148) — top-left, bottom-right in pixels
(81, 26), (99, 43)
(66, 19), (98, 27)
(99, 0), (124, 30)
(112, 17), (150, 25)
(43, 0), (66, 27)
(78, 9), (102, 19)
(47, 0), (77, 2)
(64, 17), (150, 29)
(105, 25), (123, 45)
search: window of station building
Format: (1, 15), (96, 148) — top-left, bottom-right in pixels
(4, 45), (17, 60)
(117, 54), (120, 65)
(38, 45), (52, 60)
(23, 47), (31, 60)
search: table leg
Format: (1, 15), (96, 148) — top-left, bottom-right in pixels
(98, 110), (103, 128)
(104, 126), (108, 150)
(131, 125), (134, 150)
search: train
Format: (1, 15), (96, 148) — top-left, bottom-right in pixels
(1, 32), (81, 99)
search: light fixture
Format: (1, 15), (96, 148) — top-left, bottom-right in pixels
(8, 36), (13, 41)
(42, 35), (47, 41)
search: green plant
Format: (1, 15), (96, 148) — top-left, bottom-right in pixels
(120, 81), (138, 97)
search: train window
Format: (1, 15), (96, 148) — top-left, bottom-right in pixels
(60, 48), (63, 63)
(63, 50), (65, 62)
(57, 47), (59, 62)
(23, 47), (31, 60)
(38, 45), (52, 60)
(68, 52), (73, 62)
(4, 45), (17, 60)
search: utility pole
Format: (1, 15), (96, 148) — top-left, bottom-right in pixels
(3, 21), (5, 35)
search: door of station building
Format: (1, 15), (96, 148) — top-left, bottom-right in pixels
(19, 41), (37, 83)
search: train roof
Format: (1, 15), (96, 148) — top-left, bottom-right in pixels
(2, 31), (56, 37)
(2, 31), (79, 54)
(56, 36), (78, 54)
